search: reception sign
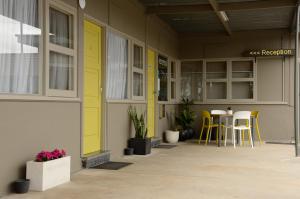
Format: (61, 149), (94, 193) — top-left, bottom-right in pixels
(245, 49), (294, 57)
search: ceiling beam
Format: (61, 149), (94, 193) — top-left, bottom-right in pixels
(146, 0), (296, 15)
(290, 1), (300, 32)
(208, 0), (232, 36)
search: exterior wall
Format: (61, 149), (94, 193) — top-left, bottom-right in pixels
(0, 0), (179, 196)
(179, 29), (294, 142)
(0, 101), (81, 195)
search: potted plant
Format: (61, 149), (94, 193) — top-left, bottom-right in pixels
(165, 111), (179, 144)
(227, 107), (233, 115)
(26, 149), (70, 191)
(128, 107), (151, 155)
(175, 97), (196, 141)
(165, 129), (180, 144)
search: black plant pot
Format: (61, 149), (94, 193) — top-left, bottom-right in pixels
(124, 148), (134, 155)
(128, 138), (151, 155)
(187, 128), (194, 139)
(13, 179), (30, 194)
(179, 130), (188, 141)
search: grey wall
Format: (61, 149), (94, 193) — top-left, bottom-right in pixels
(179, 29), (294, 142)
(0, 101), (81, 195)
(0, 0), (179, 196)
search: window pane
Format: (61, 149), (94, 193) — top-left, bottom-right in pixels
(49, 7), (73, 48)
(232, 81), (254, 99)
(158, 55), (168, 101)
(49, 51), (73, 90)
(206, 61), (227, 79)
(171, 81), (176, 99)
(133, 72), (143, 96)
(206, 82), (227, 99)
(171, 61), (176, 78)
(107, 32), (128, 99)
(232, 61), (253, 78)
(133, 44), (143, 69)
(181, 61), (203, 101)
(0, 0), (40, 94)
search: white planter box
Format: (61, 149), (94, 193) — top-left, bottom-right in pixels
(26, 156), (71, 191)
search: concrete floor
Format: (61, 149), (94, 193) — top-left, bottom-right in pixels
(5, 142), (300, 199)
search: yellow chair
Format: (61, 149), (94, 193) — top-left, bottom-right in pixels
(198, 111), (221, 145)
(242, 111), (263, 145)
(251, 111), (263, 144)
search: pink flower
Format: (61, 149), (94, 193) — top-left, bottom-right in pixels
(35, 149), (66, 162)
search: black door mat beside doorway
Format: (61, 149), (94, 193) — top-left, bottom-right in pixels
(90, 161), (132, 170)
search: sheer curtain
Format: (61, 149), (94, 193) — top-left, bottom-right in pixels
(107, 32), (128, 99)
(0, 0), (40, 94)
(49, 7), (73, 90)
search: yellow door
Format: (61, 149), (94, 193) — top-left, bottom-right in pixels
(83, 20), (102, 155)
(147, 49), (156, 138)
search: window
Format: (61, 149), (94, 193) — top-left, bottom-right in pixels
(46, 0), (77, 97)
(181, 61), (203, 101)
(205, 61), (227, 100)
(180, 58), (256, 103)
(0, 0), (41, 94)
(170, 60), (176, 100)
(231, 60), (255, 100)
(158, 55), (168, 101)
(106, 31), (128, 100)
(132, 44), (144, 99)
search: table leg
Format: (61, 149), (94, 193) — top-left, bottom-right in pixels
(218, 116), (221, 147)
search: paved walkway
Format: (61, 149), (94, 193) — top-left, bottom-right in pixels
(5, 142), (300, 199)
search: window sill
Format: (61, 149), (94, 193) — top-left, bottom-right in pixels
(106, 99), (147, 104)
(0, 95), (81, 103)
(190, 101), (288, 105)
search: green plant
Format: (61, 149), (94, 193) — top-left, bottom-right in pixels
(175, 97), (196, 130)
(128, 106), (148, 139)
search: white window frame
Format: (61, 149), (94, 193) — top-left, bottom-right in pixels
(180, 57), (257, 104)
(45, 0), (78, 98)
(170, 59), (177, 102)
(132, 41), (145, 100)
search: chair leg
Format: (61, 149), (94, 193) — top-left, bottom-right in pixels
(233, 130), (236, 148)
(256, 119), (263, 145)
(239, 130), (242, 146)
(198, 123), (205, 144)
(205, 127), (211, 145)
(242, 130), (245, 146)
(249, 129), (254, 148)
(224, 128), (228, 146)
(208, 127), (212, 143)
(216, 127), (219, 145)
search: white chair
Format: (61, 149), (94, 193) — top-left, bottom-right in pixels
(232, 111), (253, 148)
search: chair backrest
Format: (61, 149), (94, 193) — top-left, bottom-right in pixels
(211, 110), (227, 115)
(251, 111), (259, 118)
(233, 111), (251, 127)
(201, 111), (211, 125)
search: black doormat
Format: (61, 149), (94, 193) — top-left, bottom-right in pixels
(155, 144), (177, 149)
(90, 161), (132, 170)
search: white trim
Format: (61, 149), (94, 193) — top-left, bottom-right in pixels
(0, 94), (81, 102)
(107, 99), (147, 104)
(132, 42), (146, 100)
(45, 0), (78, 98)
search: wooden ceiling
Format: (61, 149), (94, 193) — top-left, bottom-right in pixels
(139, 0), (298, 35)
